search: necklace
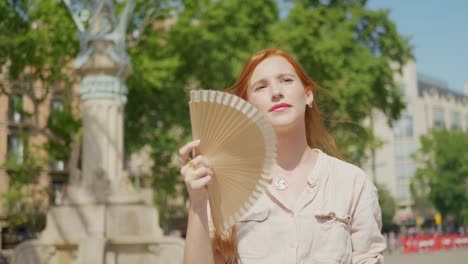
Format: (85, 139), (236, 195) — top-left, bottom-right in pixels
(274, 175), (289, 190)
(273, 150), (314, 191)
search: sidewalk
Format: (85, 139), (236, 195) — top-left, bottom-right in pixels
(385, 248), (468, 264)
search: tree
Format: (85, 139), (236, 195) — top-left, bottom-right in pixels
(273, 0), (412, 162)
(0, 0), (79, 234)
(410, 169), (435, 221)
(125, 0), (281, 231)
(1, 0), (414, 232)
(1, 139), (47, 233)
(129, 0), (412, 229)
(413, 129), (468, 225)
(0, 0), (184, 231)
(376, 184), (397, 233)
(0, 0), (174, 228)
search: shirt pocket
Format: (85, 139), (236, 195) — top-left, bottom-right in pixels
(312, 212), (352, 264)
(235, 206), (270, 260)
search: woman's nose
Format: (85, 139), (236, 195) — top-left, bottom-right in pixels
(271, 83), (283, 100)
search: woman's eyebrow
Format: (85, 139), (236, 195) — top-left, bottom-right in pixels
(250, 78), (266, 88)
(277, 73), (295, 79)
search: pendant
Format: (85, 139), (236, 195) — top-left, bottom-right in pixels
(274, 177), (288, 190)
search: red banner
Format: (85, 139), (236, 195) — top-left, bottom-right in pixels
(401, 234), (468, 253)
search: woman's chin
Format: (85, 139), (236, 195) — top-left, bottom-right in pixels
(267, 113), (304, 128)
(270, 120), (302, 134)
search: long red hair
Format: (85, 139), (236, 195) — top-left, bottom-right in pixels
(213, 48), (343, 259)
(226, 48), (342, 158)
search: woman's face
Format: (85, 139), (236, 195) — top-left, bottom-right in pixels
(247, 56), (313, 131)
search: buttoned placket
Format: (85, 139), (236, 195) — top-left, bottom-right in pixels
(262, 149), (324, 264)
(265, 179), (320, 264)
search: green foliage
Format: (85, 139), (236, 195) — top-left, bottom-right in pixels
(1, 0), (413, 231)
(1, 140), (46, 230)
(376, 184), (397, 232)
(125, 0), (412, 226)
(45, 106), (82, 164)
(169, 0), (279, 89)
(410, 165), (435, 219)
(0, 0), (78, 87)
(274, 0), (412, 161)
(125, 0), (281, 226)
(413, 129), (468, 225)
(0, 0), (78, 230)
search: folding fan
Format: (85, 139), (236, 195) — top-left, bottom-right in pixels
(189, 90), (277, 234)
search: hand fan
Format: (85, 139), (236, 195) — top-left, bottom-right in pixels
(189, 89), (276, 234)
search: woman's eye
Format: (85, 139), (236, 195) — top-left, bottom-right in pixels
(255, 85), (266, 91)
(282, 78), (293, 83)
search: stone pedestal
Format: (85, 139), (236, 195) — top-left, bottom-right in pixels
(11, 189), (184, 264)
(10, 1), (185, 263)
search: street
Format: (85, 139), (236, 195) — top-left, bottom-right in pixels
(385, 249), (468, 264)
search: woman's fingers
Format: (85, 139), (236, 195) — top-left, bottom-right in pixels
(180, 154), (214, 190)
(178, 140), (214, 197)
(183, 165), (214, 184)
(178, 139), (201, 165)
(193, 167), (213, 180)
(190, 175), (213, 190)
(187, 155), (214, 171)
(180, 155), (212, 176)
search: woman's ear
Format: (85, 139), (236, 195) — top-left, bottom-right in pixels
(306, 87), (314, 106)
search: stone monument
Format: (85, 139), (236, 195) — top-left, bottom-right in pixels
(10, 1), (184, 263)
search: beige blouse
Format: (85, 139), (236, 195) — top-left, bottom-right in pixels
(213, 149), (386, 264)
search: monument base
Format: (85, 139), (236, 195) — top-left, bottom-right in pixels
(10, 188), (184, 264)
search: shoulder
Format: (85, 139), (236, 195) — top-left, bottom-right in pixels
(319, 151), (378, 211)
(321, 151), (370, 188)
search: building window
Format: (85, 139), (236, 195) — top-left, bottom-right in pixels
(397, 181), (410, 202)
(395, 142), (417, 161)
(49, 96), (66, 172)
(396, 164), (406, 179)
(398, 82), (406, 96)
(395, 162), (417, 179)
(8, 94), (23, 123)
(51, 96), (64, 111)
(52, 179), (66, 205)
(7, 134), (24, 164)
(394, 115), (413, 138)
(450, 111), (461, 130)
(394, 106), (414, 138)
(408, 163), (417, 178)
(432, 106), (445, 129)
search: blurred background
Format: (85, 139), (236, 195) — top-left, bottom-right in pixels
(0, 0), (466, 263)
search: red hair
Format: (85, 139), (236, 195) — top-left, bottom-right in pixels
(214, 48), (343, 259)
(226, 48), (342, 158)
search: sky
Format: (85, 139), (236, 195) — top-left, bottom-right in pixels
(368, 0), (468, 93)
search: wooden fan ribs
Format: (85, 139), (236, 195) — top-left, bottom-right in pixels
(189, 90), (276, 233)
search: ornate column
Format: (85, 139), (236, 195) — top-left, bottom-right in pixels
(10, 2), (184, 263)
(64, 0), (138, 202)
(78, 46), (129, 197)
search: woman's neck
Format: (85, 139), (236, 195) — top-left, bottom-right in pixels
(274, 124), (312, 170)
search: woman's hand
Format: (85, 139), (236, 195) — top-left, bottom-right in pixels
(179, 140), (214, 209)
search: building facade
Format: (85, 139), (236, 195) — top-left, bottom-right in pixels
(0, 85), (74, 249)
(364, 61), (468, 223)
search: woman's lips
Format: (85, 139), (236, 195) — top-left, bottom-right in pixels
(269, 103), (292, 112)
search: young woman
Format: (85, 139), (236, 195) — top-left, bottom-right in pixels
(179, 49), (386, 264)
